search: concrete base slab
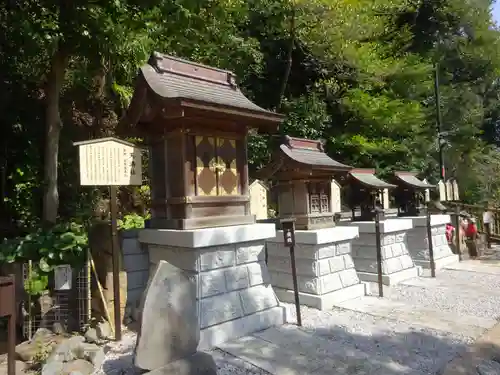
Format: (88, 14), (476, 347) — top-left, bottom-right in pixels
(357, 266), (419, 286)
(414, 254), (459, 270)
(274, 283), (366, 311)
(337, 296), (495, 337)
(199, 306), (285, 350)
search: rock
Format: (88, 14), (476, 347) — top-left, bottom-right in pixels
(52, 322), (67, 335)
(84, 328), (98, 344)
(477, 360), (500, 375)
(0, 360), (26, 375)
(47, 336), (85, 363)
(146, 352), (217, 375)
(76, 344), (104, 369)
(96, 322), (112, 340)
(134, 260), (199, 371)
(62, 359), (94, 375)
(16, 328), (58, 362)
(41, 360), (63, 375)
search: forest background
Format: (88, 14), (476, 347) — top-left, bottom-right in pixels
(2, 0), (500, 244)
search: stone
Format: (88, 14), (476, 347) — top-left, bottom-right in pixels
(42, 360), (63, 375)
(62, 359), (94, 375)
(0, 360), (26, 375)
(52, 322), (67, 335)
(96, 321), (112, 340)
(84, 328), (98, 344)
(477, 360), (500, 375)
(134, 260), (199, 371)
(146, 352), (217, 375)
(16, 328), (58, 362)
(47, 336), (85, 363)
(74, 343), (105, 369)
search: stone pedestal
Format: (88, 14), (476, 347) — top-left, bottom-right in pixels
(350, 219), (419, 285)
(138, 223), (285, 350)
(406, 214), (459, 269)
(266, 227), (366, 310)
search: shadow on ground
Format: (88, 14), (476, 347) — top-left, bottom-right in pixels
(100, 318), (500, 375)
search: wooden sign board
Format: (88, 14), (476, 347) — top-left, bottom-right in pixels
(249, 180), (268, 220)
(54, 265), (72, 291)
(74, 137), (142, 186)
(331, 180), (342, 213)
(438, 180), (446, 201)
(422, 179), (431, 203)
(446, 180), (453, 201)
(452, 179), (459, 201)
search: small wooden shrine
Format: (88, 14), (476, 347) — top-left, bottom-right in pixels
(124, 52), (284, 230)
(258, 136), (352, 230)
(344, 169), (396, 221)
(390, 171), (434, 217)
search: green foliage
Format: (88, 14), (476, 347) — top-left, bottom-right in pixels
(0, 222), (89, 295)
(118, 213), (150, 230)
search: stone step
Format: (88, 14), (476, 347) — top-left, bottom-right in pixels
(218, 304), (473, 375)
(337, 295), (494, 338)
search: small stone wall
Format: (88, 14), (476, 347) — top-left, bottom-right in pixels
(140, 224), (285, 350)
(266, 227), (365, 310)
(350, 220), (419, 285)
(406, 215), (459, 269)
(120, 230), (150, 307)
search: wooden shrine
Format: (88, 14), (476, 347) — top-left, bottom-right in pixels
(258, 136), (352, 230)
(344, 169), (396, 221)
(123, 52), (283, 230)
(390, 171), (434, 217)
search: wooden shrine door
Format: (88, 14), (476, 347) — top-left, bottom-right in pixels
(194, 136), (240, 197)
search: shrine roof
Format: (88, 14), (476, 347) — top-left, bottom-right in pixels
(139, 52), (283, 120)
(280, 136), (352, 170)
(349, 169), (396, 189)
(393, 171), (434, 189)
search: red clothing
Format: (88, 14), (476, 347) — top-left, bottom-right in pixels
(445, 224), (455, 243)
(466, 223), (477, 237)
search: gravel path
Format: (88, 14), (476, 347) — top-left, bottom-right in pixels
(389, 282), (500, 320)
(426, 268), (500, 292)
(277, 303), (472, 375)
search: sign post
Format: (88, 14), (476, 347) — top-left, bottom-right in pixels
(280, 218), (301, 327)
(0, 275), (16, 375)
(74, 137), (143, 341)
(374, 208), (384, 298)
(426, 209), (436, 278)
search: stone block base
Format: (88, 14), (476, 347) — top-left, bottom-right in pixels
(266, 226), (364, 310)
(350, 219), (418, 286)
(139, 224), (285, 350)
(357, 266), (419, 286)
(274, 283), (366, 310)
(414, 254), (460, 270)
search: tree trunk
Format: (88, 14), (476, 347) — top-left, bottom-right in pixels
(277, 2), (295, 111)
(43, 46), (69, 225)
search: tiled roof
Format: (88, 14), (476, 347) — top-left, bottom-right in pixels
(394, 172), (434, 189)
(140, 52), (281, 117)
(350, 169), (396, 189)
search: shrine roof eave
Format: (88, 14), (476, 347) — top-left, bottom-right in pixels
(394, 172), (435, 189)
(139, 64), (284, 130)
(349, 169), (396, 189)
(281, 144), (352, 172)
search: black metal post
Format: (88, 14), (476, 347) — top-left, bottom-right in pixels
(454, 205), (462, 261)
(110, 186), (122, 341)
(374, 210), (384, 297)
(280, 218), (302, 326)
(434, 61), (446, 200)
(426, 210), (436, 277)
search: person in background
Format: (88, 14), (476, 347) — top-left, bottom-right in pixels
(445, 222), (455, 245)
(464, 217), (479, 259)
(483, 206), (494, 249)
